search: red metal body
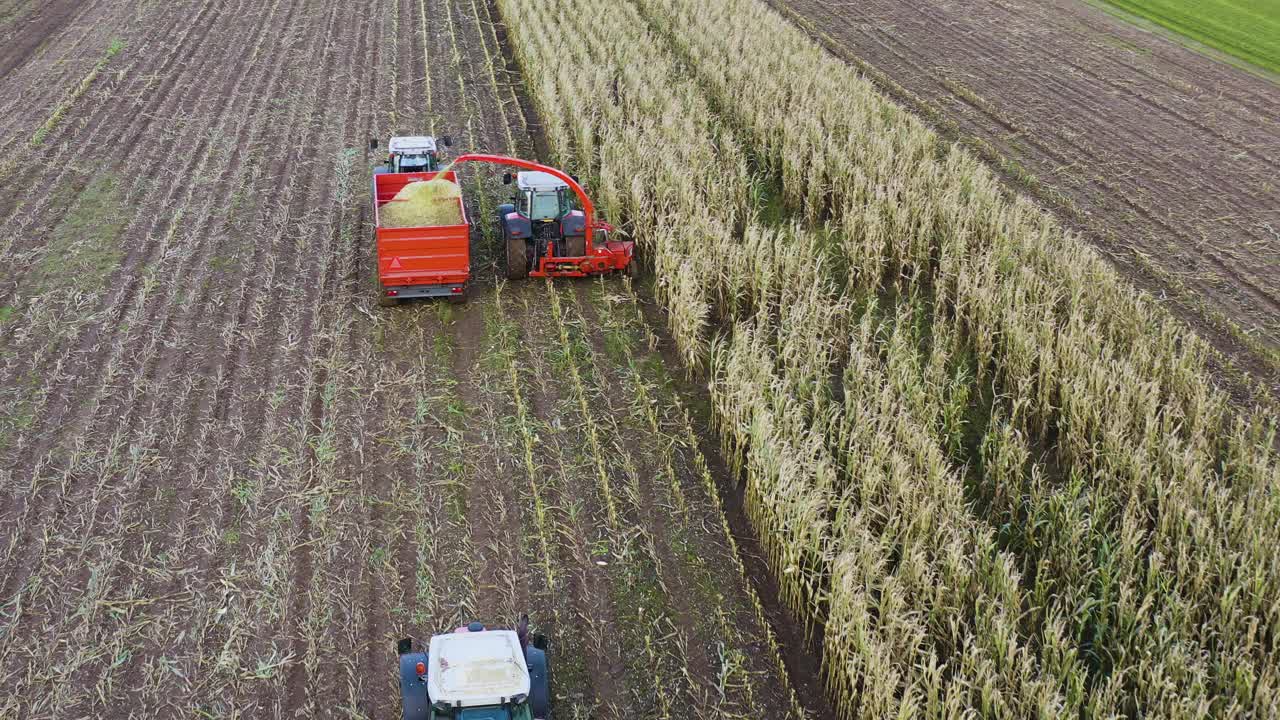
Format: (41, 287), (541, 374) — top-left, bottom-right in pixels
(373, 170), (470, 295)
(449, 154), (634, 278)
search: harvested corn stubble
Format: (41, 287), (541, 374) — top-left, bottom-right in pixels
(380, 178), (464, 228)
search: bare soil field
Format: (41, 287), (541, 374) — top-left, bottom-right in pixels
(0, 0), (824, 717)
(771, 0), (1280, 394)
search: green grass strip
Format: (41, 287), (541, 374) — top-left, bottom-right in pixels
(1101, 0), (1280, 75)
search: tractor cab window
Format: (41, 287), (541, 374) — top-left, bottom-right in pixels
(526, 189), (575, 221)
(398, 154), (432, 172)
(518, 188), (574, 221)
(529, 191), (562, 221)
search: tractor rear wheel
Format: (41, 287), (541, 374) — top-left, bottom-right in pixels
(507, 237), (529, 280)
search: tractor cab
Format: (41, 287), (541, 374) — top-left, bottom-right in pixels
(398, 624), (550, 720)
(508, 171), (575, 222)
(374, 135), (452, 174)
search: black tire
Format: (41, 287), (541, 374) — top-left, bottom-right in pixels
(377, 294), (399, 307)
(399, 651), (432, 720)
(507, 236), (529, 280)
(448, 286), (468, 305)
(526, 645), (551, 720)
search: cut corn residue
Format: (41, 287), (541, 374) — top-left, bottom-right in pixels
(381, 178), (464, 228)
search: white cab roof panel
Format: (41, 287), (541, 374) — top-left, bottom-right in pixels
(517, 171), (567, 192)
(428, 631), (530, 707)
(389, 136), (438, 154)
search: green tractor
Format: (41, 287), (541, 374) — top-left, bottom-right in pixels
(398, 617), (551, 720)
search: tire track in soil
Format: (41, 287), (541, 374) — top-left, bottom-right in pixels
(437, 0), (540, 637)
(332, 2), (478, 707)
(367, 318), (458, 716)
(340, 0), (461, 711)
(568, 281), (727, 702)
(314, 6), (402, 716)
(378, 0), (441, 663)
(451, 301), (529, 624)
(559, 282), (713, 713)
(511, 283), (629, 716)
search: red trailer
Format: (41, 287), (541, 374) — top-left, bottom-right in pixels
(372, 169), (470, 305)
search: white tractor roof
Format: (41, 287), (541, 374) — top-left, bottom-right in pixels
(389, 136), (438, 154)
(427, 631), (530, 707)
(517, 171), (567, 192)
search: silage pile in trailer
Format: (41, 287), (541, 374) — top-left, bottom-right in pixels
(380, 178), (464, 228)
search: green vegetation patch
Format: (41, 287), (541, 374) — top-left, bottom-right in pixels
(30, 173), (128, 296)
(30, 39), (125, 147)
(1100, 0), (1280, 75)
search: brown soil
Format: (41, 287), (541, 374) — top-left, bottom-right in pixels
(0, 0), (85, 77)
(772, 0), (1280, 396)
(0, 0), (828, 716)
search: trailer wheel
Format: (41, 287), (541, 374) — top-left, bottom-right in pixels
(507, 237), (529, 280)
(448, 287), (468, 305)
(377, 293), (399, 307)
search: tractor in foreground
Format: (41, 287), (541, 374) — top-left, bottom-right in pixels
(398, 618), (550, 720)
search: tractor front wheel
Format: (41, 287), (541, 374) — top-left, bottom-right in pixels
(507, 236), (529, 280)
